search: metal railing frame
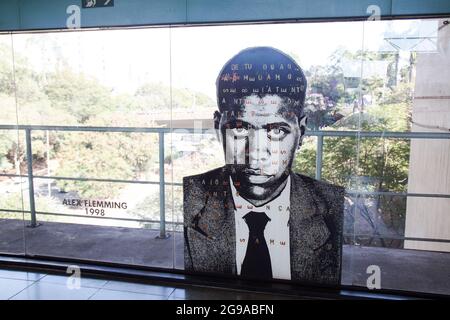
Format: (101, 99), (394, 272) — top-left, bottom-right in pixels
(1, 124), (450, 243)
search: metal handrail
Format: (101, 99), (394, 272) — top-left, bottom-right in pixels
(1, 124), (450, 243)
(2, 124), (450, 138)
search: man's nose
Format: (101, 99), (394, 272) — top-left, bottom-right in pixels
(248, 129), (270, 166)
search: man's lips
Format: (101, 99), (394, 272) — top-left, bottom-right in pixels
(242, 169), (274, 183)
(243, 168), (273, 176)
(244, 168), (261, 175)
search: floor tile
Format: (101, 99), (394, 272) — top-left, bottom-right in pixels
(170, 287), (244, 300)
(89, 289), (166, 300)
(0, 269), (46, 281)
(10, 282), (98, 300)
(0, 278), (34, 300)
(167, 295), (185, 300)
(102, 280), (175, 297)
(39, 274), (108, 288)
(169, 287), (301, 300)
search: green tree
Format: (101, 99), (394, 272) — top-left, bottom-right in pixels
(54, 113), (159, 198)
(135, 82), (214, 110)
(44, 69), (114, 123)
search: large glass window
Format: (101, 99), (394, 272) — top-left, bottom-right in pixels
(0, 18), (449, 296)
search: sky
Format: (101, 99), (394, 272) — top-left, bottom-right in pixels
(1, 19), (438, 100)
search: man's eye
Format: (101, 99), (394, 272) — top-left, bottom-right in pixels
(267, 127), (289, 140)
(231, 127), (249, 136)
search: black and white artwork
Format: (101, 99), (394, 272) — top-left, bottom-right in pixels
(183, 47), (345, 285)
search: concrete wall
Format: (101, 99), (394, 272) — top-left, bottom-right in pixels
(405, 19), (450, 252)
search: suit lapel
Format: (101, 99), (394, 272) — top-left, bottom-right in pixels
(289, 172), (331, 280)
(189, 169), (332, 279)
(192, 168), (236, 274)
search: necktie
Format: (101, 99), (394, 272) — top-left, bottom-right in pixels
(241, 211), (272, 279)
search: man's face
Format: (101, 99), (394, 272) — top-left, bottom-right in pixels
(219, 94), (302, 200)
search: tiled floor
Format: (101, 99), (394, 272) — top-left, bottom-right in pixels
(0, 268), (301, 300)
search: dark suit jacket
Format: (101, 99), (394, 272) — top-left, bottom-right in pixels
(183, 166), (345, 285)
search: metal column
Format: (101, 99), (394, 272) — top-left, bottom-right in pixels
(157, 131), (167, 238)
(25, 129), (38, 227)
(315, 135), (324, 180)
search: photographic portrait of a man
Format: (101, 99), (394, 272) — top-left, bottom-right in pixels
(183, 46), (345, 285)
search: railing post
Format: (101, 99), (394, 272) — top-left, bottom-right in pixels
(315, 134), (323, 181)
(46, 130), (51, 197)
(25, 129), (38, 228)
(157, 131), (168, 239)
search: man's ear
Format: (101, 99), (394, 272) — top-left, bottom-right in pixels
(298, 115), (307, 149)
(213, 110), (222, 142)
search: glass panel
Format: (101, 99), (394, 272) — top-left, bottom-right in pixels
(0, 34), (26, 256)
(12, 28), (174, 268)
(3, 16), (448, 296)
(344, 18), (450, 295)
(171, 22), (362, 284)
(172, 18), (450, 295)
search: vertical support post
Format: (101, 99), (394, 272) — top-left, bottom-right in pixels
(315, 134), (323, 181)
(25, 129), (38, 228)
(157, 131), (167, 239)
(46, 130), (51, 197)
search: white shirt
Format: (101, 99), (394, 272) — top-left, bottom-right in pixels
(230, 176), (291, 280)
